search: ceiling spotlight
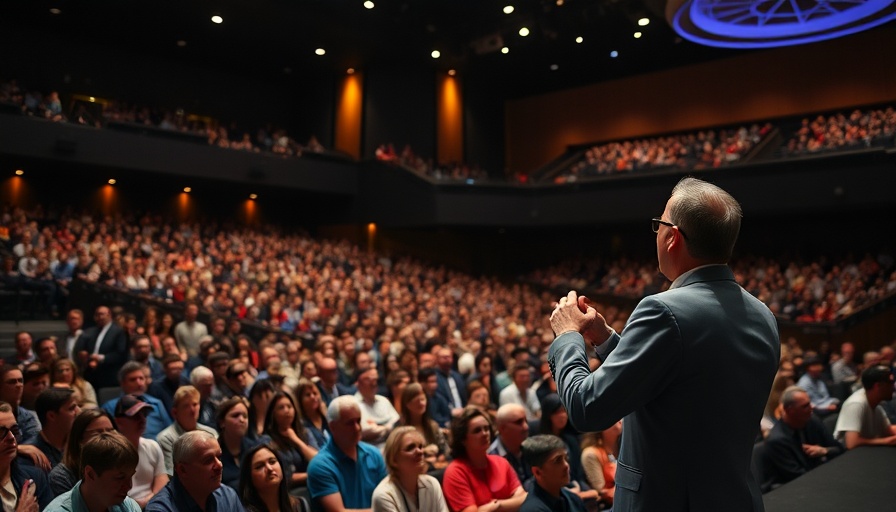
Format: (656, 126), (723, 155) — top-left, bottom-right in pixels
(315, 48), (326, 56)
(575, 36), (583, 44)
(347, 68), (355, 75)
(503, 5), (514, 14)
(211, 15), (223, 24)
(556, 0), (565, 5)
(49, 8), (61, 15)
(610, 50), (619, 58)
(638, 17), (650, 26)
(88, 97), (95, 102)
(519, 27), (530, 37)
(183, 187), (192, 193)
(249, 194), (258, 200)
(364, 0), (375, 8)
(15, 170), (24, 176)
(176, 40), (187, 47)
(634, 32), (642, 38)
(501, 46), (510, 54)
(448, 69), (456, 76)
(431, 50), (441, 59)
(550, 64), (559, 71)
(108, 179), (117, 185)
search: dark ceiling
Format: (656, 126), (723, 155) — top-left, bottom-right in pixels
(3, 0), (744, 99)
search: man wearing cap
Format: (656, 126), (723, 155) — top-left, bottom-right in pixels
(102, 362), (173, 440)
(796, 356), (839, 417)
(115, 394), (170, 508)
(834, 365), (896, 449)
(146, 430), (244, 512)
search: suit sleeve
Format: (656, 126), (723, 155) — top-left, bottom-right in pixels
(764, 434), (807, 483)
(548, 295), (682, 432)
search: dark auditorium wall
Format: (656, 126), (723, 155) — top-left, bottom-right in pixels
(362, 68), (437, 160)
(0, 25), (335, 147)
(505, 25), (896, 173)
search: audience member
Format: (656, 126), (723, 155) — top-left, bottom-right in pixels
(489, 404), (533, 490)
(0, 400), (53, 509)
(189, 366), (218, 428)
(113, 395), (169, 508)
(765, 386), (843, 487)
(296, 378), (330, 448)
(834, 365), (896, 448)
(443, 407), (526, 512)
(131, 335), (164, 384)
(830, 342), (858, 385)
(146, 430), (244, 512)
(35, 338), (58, 368)
(238, 443), (304, 512)
(50, 358), (97, 409)
(397, 383), (449, 468)
(4, 331), (35, 368)
(248, 379), (278, 441)
(499, 363), (541, 422)
(175, 303), (208, 357)
(28, 387), (80, 470)
(435, 348), (466, 418)
(21, 363), (50, 411)
(371, 426), (449, 512)
(536, 394), (593, 498)
(74, 305), (128, 390)
(419, 368), (452, 429)
(58, 309), (84, 359)
(519, 435), (587, 512)
(354, 368), (399, 448)
(315, 358), (353, 406)
(264, 391), (318, 489)
(157, 386), (219, 475)
(101, 362), (173, 440)
(147, 354), (189, 413)
(796, 356), (839, 416)
(215, 396), (256, 490)
(580, 423), (621, 508)
(45, 431), (142, 512)
(306, 396), (387, 511)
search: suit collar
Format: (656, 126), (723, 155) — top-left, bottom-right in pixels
(669, 264), (734, 289)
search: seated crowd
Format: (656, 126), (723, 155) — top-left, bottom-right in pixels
(525, 252), (896, 324)
(0, 77), (326, 159)
(784, 106), (896, 154)
(375, 143), (489, 182)
(554, 123), (773, 183)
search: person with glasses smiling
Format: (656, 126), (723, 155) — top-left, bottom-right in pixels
(548, 177), (779, 512)
(0, 401), (54, 511)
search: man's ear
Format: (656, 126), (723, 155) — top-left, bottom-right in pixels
(83, 465), (97, 483)
(531, 466), (542, 480)
(46, 410), (58, 423)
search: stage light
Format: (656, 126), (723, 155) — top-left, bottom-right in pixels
(503, 5), (514, 14)
(108, 179), (117, 185)
(347, 68), (355, 74)
(638, 17), (650, 26)
(634, 31), (643, 38)
(364, 1), (375, 9)
(176, 40), (187, 47)
(183, 187), (192, 193)
(431, 50), (441, 58)
(15, 170), (23, 176)
(575, 36), (583, 43)
(610, 50), (619, 58)
(550, 64), (559, 71)
(49, 8), (61, 15)
(315, 48), (326, 56)
(211, 15), (223, 24)
(249, 194), (257, 200)
(501, 46), (509, 54)
(519, 27), (530, 37)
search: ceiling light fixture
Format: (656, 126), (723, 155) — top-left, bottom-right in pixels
(364, 1), (375, 9)
(315, 48), (326, 56)
(249, 194), (258, 200)
(448, 69), (456, 76)
(610, 50), (619, 58)
(431, 50), (441, 58)
(347, 68), (355, 75)
(501, 46), (510, 54)
(49, 8), (61, 15)
(211, 15), (223, 24)
(638, 17), (650, 26)
(519, 27), (530, 37)
(15, 170), (24, 176)
(575, 36), (583, 43)
(634, 31), (642, 38)
(183, 187), (192, 193)
(108, 179), (117, 185)
(550, 64), (559, 71)
(503, 5), (514, 14)
(177, 40), (187, 47)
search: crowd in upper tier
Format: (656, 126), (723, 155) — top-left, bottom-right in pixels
(783, 107), (896, 154)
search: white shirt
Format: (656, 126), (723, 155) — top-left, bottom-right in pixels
(498, 385), (541, 422)
(834, 388), (892, 441)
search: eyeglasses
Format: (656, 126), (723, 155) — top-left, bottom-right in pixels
(0, 423), (21, 441)
(651, 218), (687, 239)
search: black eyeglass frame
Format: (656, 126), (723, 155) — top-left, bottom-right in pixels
(651, 217), (687, 239)
(0, 423), (21, 441)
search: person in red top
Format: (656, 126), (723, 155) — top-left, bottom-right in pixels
(442, 407), (527, 512)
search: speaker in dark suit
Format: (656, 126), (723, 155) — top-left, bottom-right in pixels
(74, 305), (128, 389)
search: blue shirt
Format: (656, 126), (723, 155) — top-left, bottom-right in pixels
(306, 438), (387, 509)
(145, 476), (245, 512)
(45, 480), (142, 512)
(102, 394), (173, 440)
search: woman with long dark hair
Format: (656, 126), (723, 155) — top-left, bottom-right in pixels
(295, 378), (329, 447)
(264, 391), (318, 488)
(239, 443), (304, 512)
(397, 383), (449, 468)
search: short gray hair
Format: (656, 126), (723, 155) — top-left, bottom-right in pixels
(780, 386), (807, 408)
(118, 361), (146, 384)
(190, 365), (213, 384)
(327, 395), (359, 422)
(669, 177), (742, 263)
(172, 430), (216, 467)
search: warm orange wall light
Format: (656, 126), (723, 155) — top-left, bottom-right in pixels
(367, 222), (377, 253)
(336, 72), (364, 159)
(2, 176), (28, 207)
(437, 73), (463, 164)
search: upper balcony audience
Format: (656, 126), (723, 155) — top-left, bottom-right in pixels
(784, 107), (896, 154)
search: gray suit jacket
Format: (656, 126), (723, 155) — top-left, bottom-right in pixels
(549, 265), (779, 512)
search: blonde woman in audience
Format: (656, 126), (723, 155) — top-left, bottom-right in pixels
(372, 426), (449, 512)
(50, 358), (97, 408)
(580, 421), (622, 508)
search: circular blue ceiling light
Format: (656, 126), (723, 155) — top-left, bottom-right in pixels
(670, 0), (896, 48)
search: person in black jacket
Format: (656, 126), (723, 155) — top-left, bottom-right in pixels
(519, 435), (587, 512)
(766, 386), (843, 487)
